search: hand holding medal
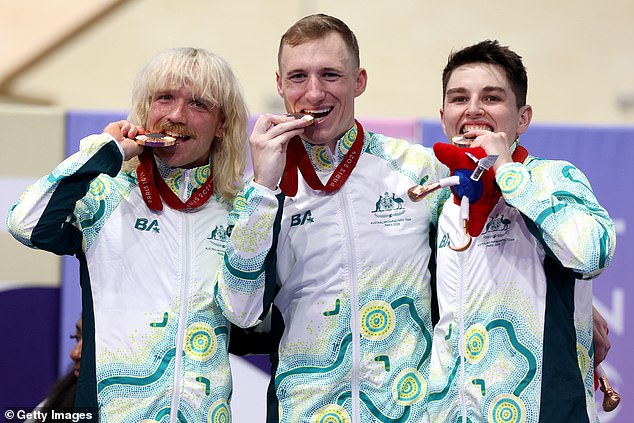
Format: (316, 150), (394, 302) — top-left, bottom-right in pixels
(249, 112), (314, 190)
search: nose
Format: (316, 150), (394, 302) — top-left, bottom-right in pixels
(304, 76), (326, 103)
(70, 339), (82, 364)
(167, 99), (188, 123)
(466, 98), (483, 116)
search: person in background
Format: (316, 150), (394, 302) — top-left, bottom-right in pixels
(427, 39), (616, 423)
(25, 316), (82, 423)
(215, 14), (448, 423)
(593, 305), (610, 365)
(8, 47), (250, 421)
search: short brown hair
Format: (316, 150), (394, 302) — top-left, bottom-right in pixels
(278, 14), (360, 69)
(442, 40), (528, 108)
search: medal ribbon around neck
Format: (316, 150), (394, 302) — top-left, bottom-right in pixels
(136, 149), (214, 211)
(280, 120), (364, 196)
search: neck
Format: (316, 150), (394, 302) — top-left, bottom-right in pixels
(302, 124), (357, 153)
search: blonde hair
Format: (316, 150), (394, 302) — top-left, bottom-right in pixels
(128, 47), (248, 201)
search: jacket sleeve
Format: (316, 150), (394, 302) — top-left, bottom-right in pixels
(7, 134), (124, 255)
(214, 180), (284, 328)
(496, 158), (616, 279)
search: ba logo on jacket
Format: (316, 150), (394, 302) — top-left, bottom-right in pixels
(438, 233), (451, 249)
(134, 217), (160, 233)
(291, 210), (314, 227)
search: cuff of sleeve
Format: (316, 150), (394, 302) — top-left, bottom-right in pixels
(249, 179), (282, 196)
(79, 133), (122, 159)
(113, 138), (125, 159)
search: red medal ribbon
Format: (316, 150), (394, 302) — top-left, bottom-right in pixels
(136, 149), (214, 211)
(512, 145), (529, 164)
(280, 120), (365, 196)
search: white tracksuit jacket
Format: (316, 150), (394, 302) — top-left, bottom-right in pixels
(8, 134), (236, 422)
(428, 150), (616, 423)
(215, 123), (449, 423)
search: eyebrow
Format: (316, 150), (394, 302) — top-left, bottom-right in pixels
(446, 86), (507, 96)
(284, 65), (344, 75)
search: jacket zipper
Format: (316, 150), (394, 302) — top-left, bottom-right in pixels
(338, 183), (361, 421)
(169, 169), (193, 422)
(456, 222), (468, 421)
(327, 143), (361, 421)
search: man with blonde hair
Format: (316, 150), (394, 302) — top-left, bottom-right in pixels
(8, 47), (248, 421)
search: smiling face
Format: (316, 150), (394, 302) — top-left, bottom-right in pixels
(276, 31), (367, 151)
(146, 85), (224, 169)
(441, 63), (531, 145)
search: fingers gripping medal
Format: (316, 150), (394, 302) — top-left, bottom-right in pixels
(135, 133), (177, 147)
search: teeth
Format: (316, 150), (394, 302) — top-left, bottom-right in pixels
(302, 108), (333, 119)
(462, 125), (492, 133)
(165, 132), (190, 139)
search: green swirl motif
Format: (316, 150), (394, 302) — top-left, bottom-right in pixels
(233, 190), (248, 212)
(360, 300), (395, 341)
(488, 394), (526, 423)
(339, 125), (357, 152)
(167, 170), (183, 192)
(392, 368), (426, 405)
(310, 145), (333, 169)
(465, 323), (489, 364)
(184, 322), (216, 361)
(312, 404), (351, 423)
(89, 177), (111, 199)
(193, 166), (210, 186)
(498, 169), (526, 196)
(208, 399), (230, 423)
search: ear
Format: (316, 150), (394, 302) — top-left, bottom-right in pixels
(276, 71), (283, 97)
(517, 104), (533, 135)
(354, 68), (368, 97)
(215, 123), (224, 139)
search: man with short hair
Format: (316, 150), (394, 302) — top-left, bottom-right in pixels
(215, 14), (447, 423)
(427, 40), (616, 423)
